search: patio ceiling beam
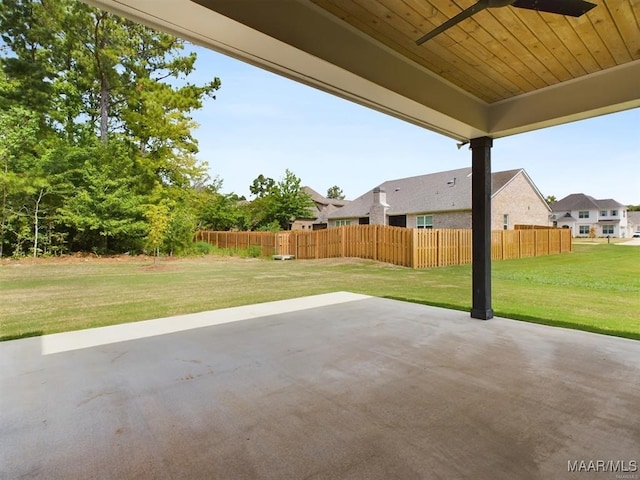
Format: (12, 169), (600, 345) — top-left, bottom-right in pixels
(488, 60), (640, 137)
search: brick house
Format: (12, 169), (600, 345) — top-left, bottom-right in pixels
(327, 167), (550, 230)
(551, 194), (629, 238)
(290, 186), (349, 231)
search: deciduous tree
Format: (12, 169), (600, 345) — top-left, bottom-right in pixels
(0, 105), (40, 257)
(245, 170), (313, 230)
(0, 0), (223, 255)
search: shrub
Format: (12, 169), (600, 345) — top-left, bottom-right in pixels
(190, 242), (262, 258)
(193, 241), (215, 255)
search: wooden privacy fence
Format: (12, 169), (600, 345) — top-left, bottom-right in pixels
(194, 230), (278, 257)
(195, 225), (572, 269)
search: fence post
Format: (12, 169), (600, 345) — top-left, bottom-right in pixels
(373, 225), (378, 262)
(569, 229), (573, 252)
(412, 228), (418, 268)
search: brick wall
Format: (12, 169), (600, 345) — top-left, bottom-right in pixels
(491, 173), (550, 230)
(406, 211), (472, 229)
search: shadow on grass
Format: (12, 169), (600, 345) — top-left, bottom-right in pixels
(1, 331), (44, 342)
(494, 312), (640, 341)
(384, 296), (640, 341)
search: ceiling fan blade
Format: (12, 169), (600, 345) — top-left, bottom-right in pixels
(511, 0), (596, 17)
(416, 0), (489, 45)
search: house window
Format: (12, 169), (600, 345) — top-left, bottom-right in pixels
(611, 210), (618, 216)
(578, 211), (589, 218)
(579, 225), (590, 235)
(335, 220), (351, 227)
(602, 225), (614, 235)
(416, 215), (433, 229)
(600, 210), (607, 216)
(503, 214), (509, 230)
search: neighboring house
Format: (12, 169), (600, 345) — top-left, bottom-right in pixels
(327, 167), (550, 230)
(290, 186), (349, 230)
(628, 211), (640, 237)
(551, 194), (629, 238)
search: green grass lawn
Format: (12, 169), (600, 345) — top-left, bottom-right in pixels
(1, 243), (639, 341)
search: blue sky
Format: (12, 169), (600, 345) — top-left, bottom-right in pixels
(189, 46), (640, 206)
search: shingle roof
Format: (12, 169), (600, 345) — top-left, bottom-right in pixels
(303, 186), (348, 207)
(555, 212), (577, 222)
(329, 167), (526, 219)
(314, 203), (342, 224)
(551, 193), (625, 212)
(298, 186), (350, 222)
(594, 198), (626, 209)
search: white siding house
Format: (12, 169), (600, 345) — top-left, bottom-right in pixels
(551, 194), (629, 238)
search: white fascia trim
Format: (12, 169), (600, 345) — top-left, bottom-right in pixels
(488, 60), (640, 138)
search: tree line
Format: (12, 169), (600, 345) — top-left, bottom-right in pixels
(0, 0), (324, 258)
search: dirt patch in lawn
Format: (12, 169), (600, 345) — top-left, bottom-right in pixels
(1, 253), (155, 266)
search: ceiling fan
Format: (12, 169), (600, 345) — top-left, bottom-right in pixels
(415, 0), (597, 45)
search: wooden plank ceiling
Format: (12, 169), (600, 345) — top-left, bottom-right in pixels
(311, 0), (640, 103)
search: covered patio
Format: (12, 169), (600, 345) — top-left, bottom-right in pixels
(3, 1), (639, 478)
(2, 293), (639, 479)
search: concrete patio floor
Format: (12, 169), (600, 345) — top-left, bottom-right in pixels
(1, 292), (638, 479)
